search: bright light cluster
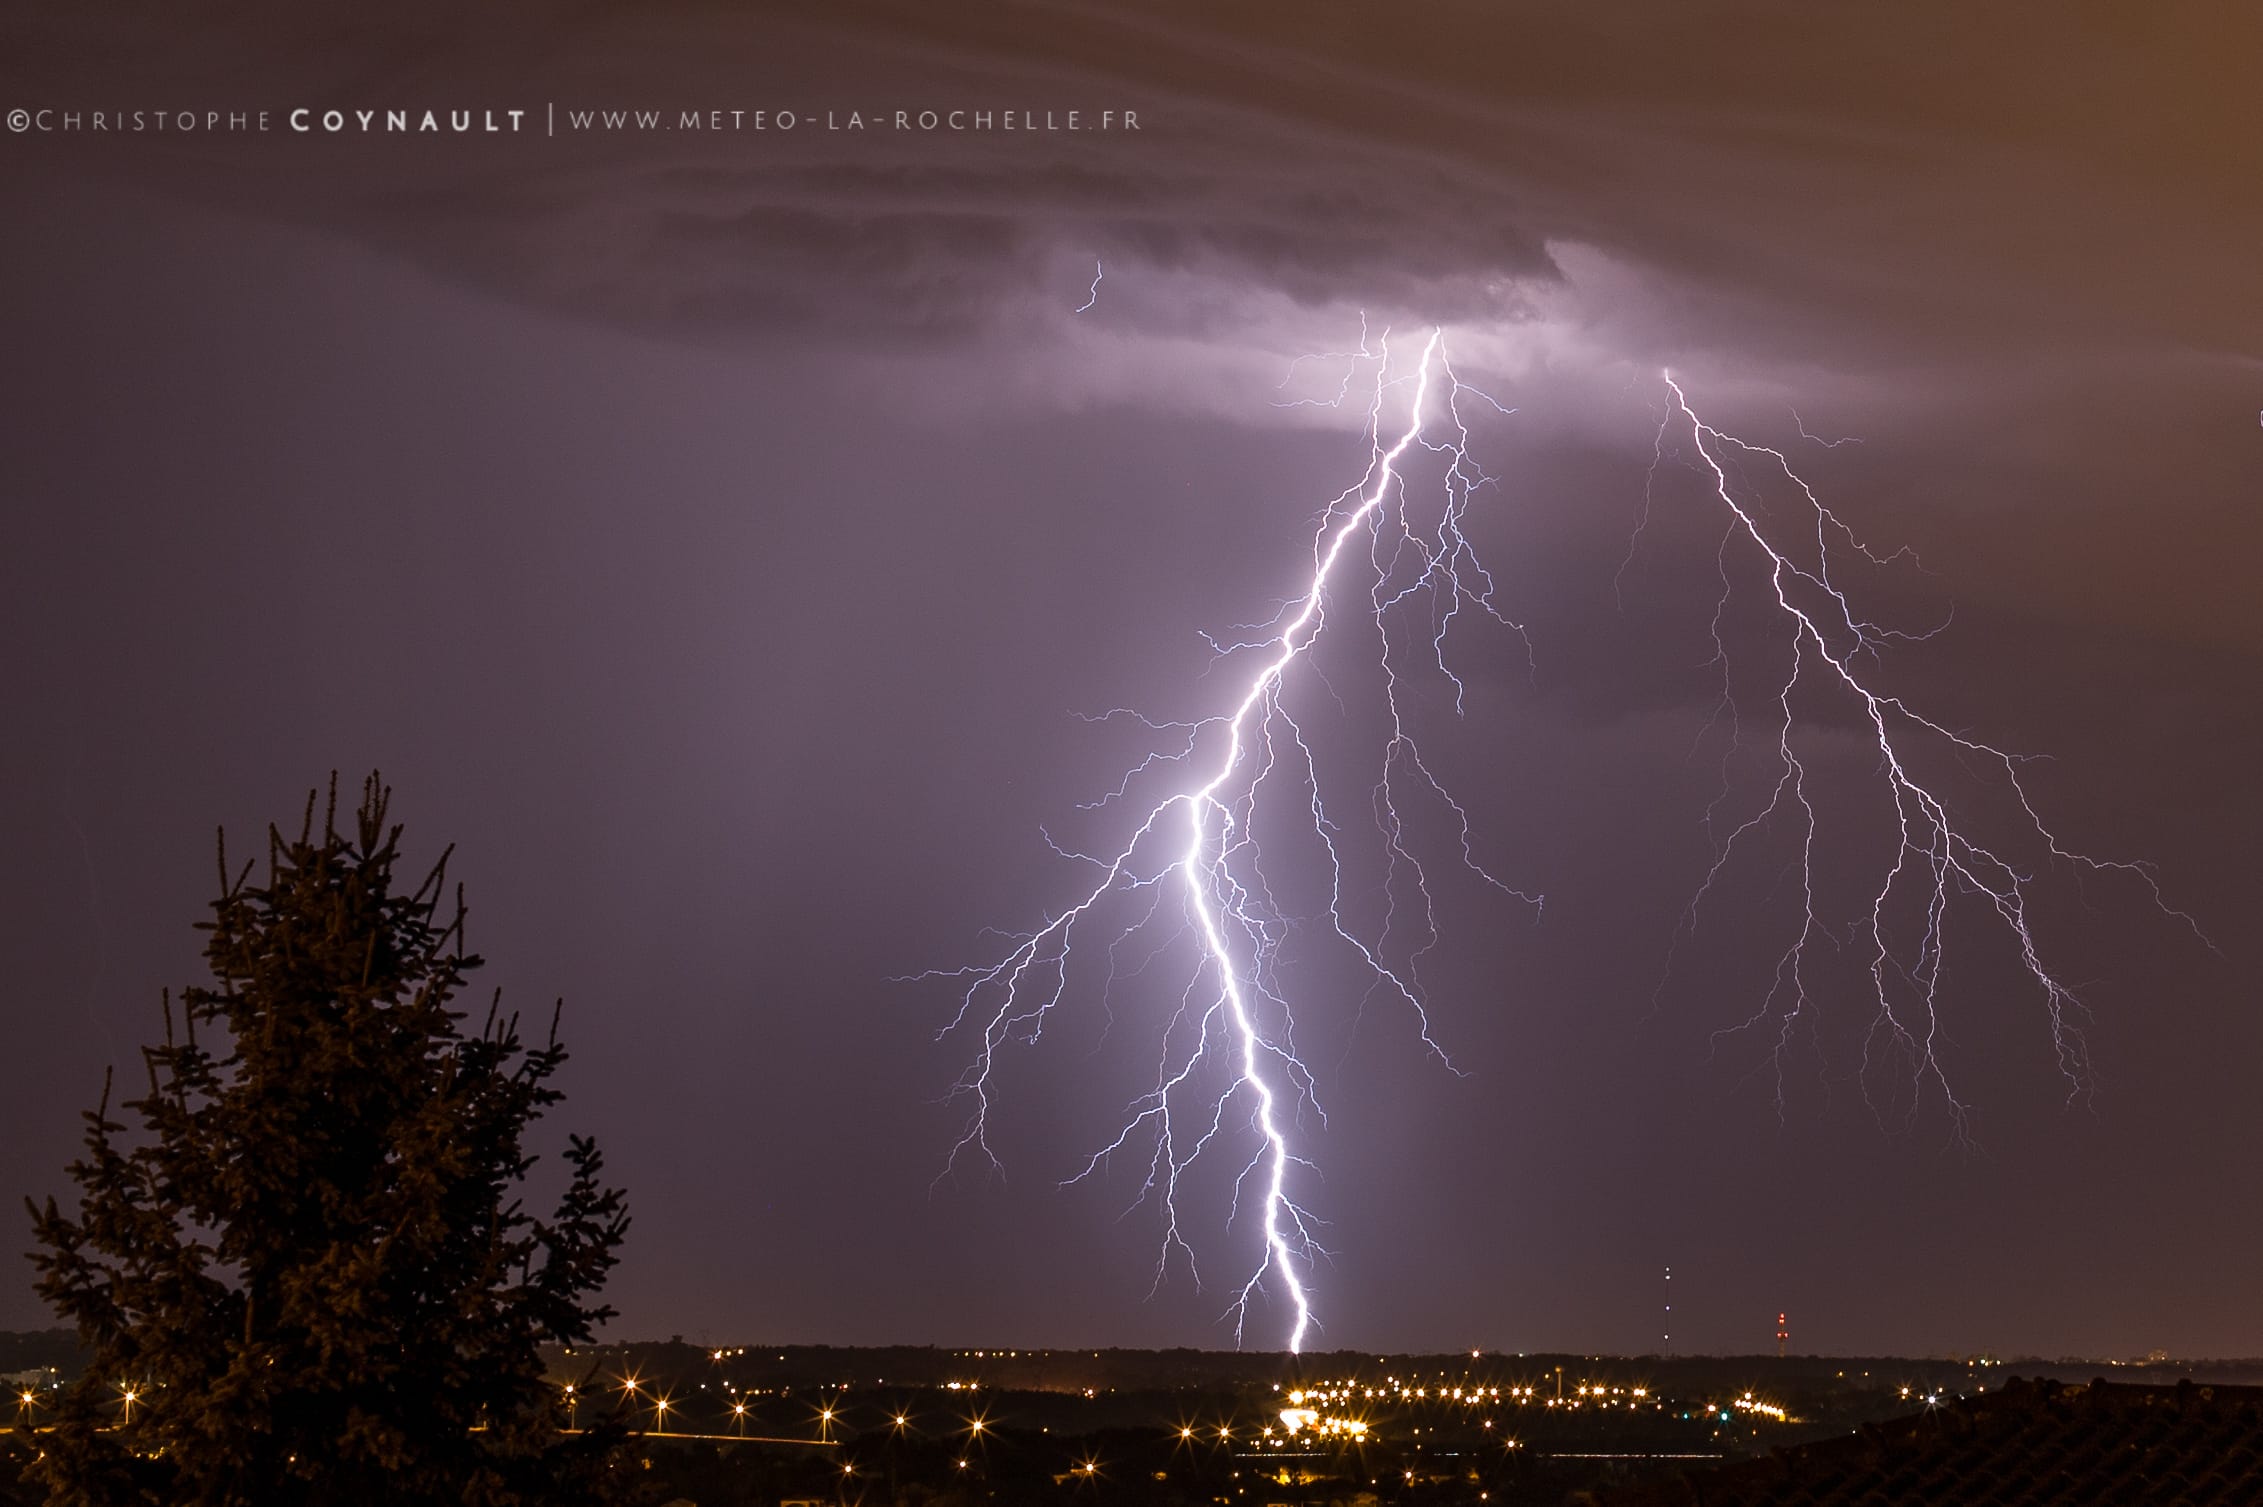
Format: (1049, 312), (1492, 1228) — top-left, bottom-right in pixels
(1277, 1405), (1369, 1439)
(1294, 1376), (1651, 1412)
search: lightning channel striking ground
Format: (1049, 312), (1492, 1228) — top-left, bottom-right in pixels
(924, 329), (1533, 1351)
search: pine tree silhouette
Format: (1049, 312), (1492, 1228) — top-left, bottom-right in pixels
(27, 776), (632, 1506)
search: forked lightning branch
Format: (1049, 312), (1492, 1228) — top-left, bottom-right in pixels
(921, 331), (2190, 1353)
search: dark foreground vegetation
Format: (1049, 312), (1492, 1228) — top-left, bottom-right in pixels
(16, 780), (629, 1506)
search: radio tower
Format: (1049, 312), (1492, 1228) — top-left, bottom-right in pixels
(1777, 1312), (1788, 1359)
(1663, 1267), (1673, 1356)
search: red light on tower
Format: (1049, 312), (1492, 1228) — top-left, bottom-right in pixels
(1776, 1312), (1788, 1359)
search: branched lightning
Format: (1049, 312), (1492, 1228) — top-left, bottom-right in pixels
(921, 328), (1534, 1350)
(1789, 406), (1862, 450)
(1654, 374), (2209, 1138)
(917, 334), (2201, 1347)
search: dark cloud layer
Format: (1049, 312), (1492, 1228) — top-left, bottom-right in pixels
(7, 3), (2257, 361)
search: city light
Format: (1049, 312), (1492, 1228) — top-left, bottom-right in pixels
(1277, 1406), (1369, 1440)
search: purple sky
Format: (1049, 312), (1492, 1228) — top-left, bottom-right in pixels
(2, 5), (2258, 1358)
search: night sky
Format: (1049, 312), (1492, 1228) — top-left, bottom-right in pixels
(3, 5), (2258, 1360)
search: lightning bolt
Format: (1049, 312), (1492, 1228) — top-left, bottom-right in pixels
(1074, 260), (1104, 315)
(1655, 373), (2208, 1138)
(923, 327), (1534, 1350)
(919, 333), (2200, 1348)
